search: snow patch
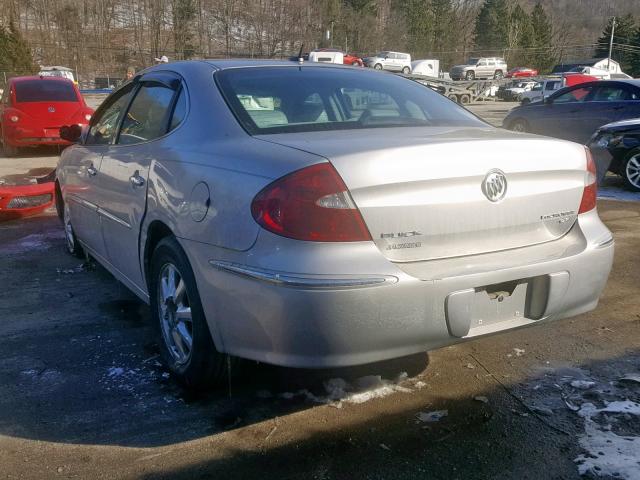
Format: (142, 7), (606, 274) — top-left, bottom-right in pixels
(416, 410), (448, 423)
(570, 380), (596, 390)
(575, 400), (640, 479)
(278, 373), (414, 406)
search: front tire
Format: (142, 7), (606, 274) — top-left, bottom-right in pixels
(402, 66), (411, 74)
(2, 138), (19, 157)
(494, 70), (504, 79)
(622, 150), (640, 192)
(150, 236), (228, 390)
(510, 119), (529, 133)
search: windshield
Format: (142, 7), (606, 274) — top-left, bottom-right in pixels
(15, 80), (78, 102)
(467, 58), (479, 65)
(216, 67), (485, 135)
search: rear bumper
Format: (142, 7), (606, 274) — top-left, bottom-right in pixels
(0, 182), (55, 220)
(4, 125), (71, 147)
(184, 210), (614, 368)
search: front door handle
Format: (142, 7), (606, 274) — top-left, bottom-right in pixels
(129, 171), (145, 187)
(87, 165), (98, 176)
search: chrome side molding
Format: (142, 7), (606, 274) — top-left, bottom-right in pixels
(209, 260), (396, 289)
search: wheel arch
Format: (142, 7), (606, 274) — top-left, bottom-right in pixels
(143, 219), (175, 290)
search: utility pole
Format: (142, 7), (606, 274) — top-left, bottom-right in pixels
(607, 17), (616, 71)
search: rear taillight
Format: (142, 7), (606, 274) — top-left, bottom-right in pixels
(9, 115), (19, 123)
(251, 162), (371, 242)
(578, 147), (597, 214)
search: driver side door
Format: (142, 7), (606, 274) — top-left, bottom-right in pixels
(534, 85), (595, 143)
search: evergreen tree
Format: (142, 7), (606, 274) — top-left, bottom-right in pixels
(0, 23), (36, 77)
(529, 2), (554, 73)
(595, 14), (636, 74)
(403, 0), (433, 57)
(507, 4), (534, 67)
(474, 0), (510, 53)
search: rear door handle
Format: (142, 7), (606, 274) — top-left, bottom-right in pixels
(129, 171), (145, 187)
(87, 165), (98, 176)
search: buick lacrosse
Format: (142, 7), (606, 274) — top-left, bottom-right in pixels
(56, 61), (614, 389)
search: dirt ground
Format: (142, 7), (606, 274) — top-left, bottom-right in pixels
(1, 99), (639, 480)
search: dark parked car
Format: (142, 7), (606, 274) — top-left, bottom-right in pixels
(589, 118), (640, 191)
(503, 80), (640, 145)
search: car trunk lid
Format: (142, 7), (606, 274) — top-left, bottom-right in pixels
(258, 127), (587, 263)
(16, 101), (82, 126)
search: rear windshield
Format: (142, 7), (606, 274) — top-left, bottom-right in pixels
(216, 67), (485, 135)
(15, 80), (78, 103)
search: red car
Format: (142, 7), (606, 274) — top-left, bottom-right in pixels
(0, 169), (55, 221)
(506, 67), (539, 78)
(0, 76), (93, 157)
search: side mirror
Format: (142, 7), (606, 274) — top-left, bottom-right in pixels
(60, 124), (82, 143)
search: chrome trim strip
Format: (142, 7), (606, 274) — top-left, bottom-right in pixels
(209, 260), (395, 288)
(68, 194), (97, 211)
(594, 236), (614, 249)
(97, 207), (131, 229)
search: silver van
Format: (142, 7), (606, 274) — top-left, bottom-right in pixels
(364, 51), (412, 73)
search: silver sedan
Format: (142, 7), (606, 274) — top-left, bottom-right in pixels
(55, 60), (614, 389)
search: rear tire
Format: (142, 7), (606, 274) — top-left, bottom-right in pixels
(622, 150), (640, 192)
(447, 93), (459, 102)
(459, 94), (471, 105)
(494, 70), (504, 79)
(150, 236), (229, 390)
(61, 197), (84, 257)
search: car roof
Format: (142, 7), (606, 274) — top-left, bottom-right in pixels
(10, 75), (75, 84)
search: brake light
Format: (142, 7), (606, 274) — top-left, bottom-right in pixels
(251, 162), (371, 242)
(9, 115), (19, 123)
(578, 147), (597, 214)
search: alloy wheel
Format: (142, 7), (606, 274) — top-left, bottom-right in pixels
(625, 154), (640, 190)
(158, 263), (193, 365)
(63, 203), (76, 254)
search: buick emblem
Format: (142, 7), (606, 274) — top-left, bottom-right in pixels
(48, 106), (56, 113)
(482, 169), (507, 202)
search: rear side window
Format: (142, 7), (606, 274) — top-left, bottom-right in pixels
(169, 88), (187, 131)
(216, 66), (484, 135)
(118, 83), (176, 145)
(14, 80), (78, 102)
(592, 86), (633, 102)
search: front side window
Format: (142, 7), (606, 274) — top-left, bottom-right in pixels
(118, 82), (176, 145)
(216, 66), (485, 135)
(14, 80), (78, 103)
(553, 86), (593, 103)
(85, 84), (135, 145)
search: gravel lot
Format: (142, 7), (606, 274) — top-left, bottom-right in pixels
(1, 98), (639, 480)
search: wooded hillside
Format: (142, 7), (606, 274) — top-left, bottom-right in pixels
(1, 0), (638, 85)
